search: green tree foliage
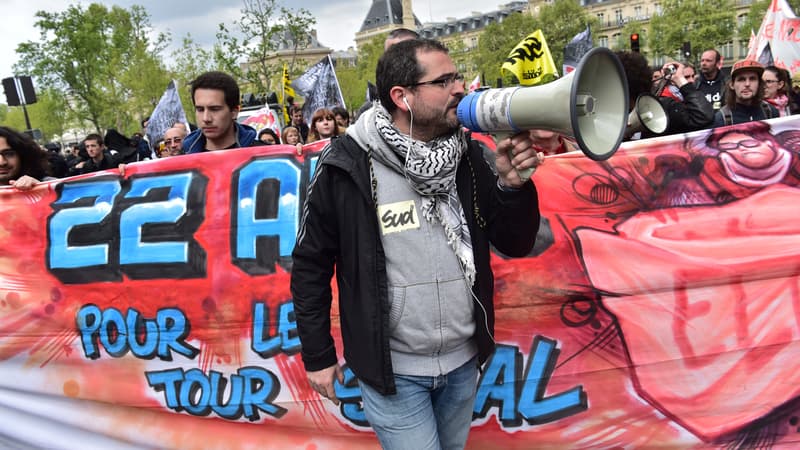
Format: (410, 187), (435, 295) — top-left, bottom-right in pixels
(2, 88), (68, 142)
(215, 0), (316, 96)
(474, 0), (596, 86)
(649, 0), (736, 63)
(169, 35), (217, 122)
(14, 3), (169, 136)
(335, 34), (385, 114)
(531, 0), (600, 70)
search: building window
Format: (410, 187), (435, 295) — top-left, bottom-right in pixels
(738, 40), (749, 58)
(597, 12), (605, 26)
(721, 41), (734, 60)
(599, 36), (609, 48)
(737, 13), (748, 27)
(634, 6), (642, 18)
(655, 3), (662, 14)
(615, 9), (623, 23)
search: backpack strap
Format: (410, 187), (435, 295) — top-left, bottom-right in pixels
(720, 105), (733, 126)
(760, 101), (773, 119)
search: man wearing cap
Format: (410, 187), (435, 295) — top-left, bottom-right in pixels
(713, 59), (779, 127)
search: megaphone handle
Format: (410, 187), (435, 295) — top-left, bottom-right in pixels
(492, 131), (535, 180)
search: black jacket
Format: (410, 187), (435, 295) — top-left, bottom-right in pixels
(68, 150), (119, 176)
(712, 101), (780, 127)
(290, 134), (540, 395)
(659, 84), (714, 135)
(695, 72), (727, 111)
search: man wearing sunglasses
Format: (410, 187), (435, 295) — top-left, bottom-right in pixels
(713, 59), (779, 127)
(291, 38), (543, 449)
(161, 126), (186, 157)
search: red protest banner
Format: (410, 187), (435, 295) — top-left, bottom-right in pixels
(1, 117), (800, 447)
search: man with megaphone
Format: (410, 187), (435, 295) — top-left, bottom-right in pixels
(291, 38), (541, 450)
(617, 51), (713, 139)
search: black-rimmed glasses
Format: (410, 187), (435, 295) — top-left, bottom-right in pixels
(717, 139), (762, 151)
(407, 73), (465, 89)
(0, 149), (17, 160)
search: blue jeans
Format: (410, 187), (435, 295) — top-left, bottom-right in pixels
(358, 357), (478, 450)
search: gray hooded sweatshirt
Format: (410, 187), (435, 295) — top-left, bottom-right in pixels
(347, 107), (478, 377)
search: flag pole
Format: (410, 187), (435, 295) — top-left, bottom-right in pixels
(328, 55), (346, 110)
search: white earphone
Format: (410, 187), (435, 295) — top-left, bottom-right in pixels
(402, 96), (411, 112)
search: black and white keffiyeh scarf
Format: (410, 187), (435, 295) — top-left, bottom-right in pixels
(348, 103), (476, 285)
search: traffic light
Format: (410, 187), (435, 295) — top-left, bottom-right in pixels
(682, 41), (691, 58)
(630, 33), (640, 52)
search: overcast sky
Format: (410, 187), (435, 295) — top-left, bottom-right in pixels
(1, 0), (504, 82)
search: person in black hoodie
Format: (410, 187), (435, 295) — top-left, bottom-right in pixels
(69, 133), (119, 175)
(695, 49), (727, 112)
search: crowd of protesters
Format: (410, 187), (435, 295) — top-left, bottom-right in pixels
(3, 40), (795, 191)
(2, 31), (799, 450)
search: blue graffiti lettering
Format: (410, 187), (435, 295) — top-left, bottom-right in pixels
(474, 336), (587, 426)
(474, 345), (521, 426)
(146, 367), (287, 421)
(47, 172), (207, 283)
(334, 366), (368, 426)
(48, 178), (122, 281)
(251, 301), (301, 358)
(323, 336), (586, 430)
(76, 304), (199, 361)
(118, 172), (206, 279)
(46, 152), (323, 284)
(231, 158), (301, 275)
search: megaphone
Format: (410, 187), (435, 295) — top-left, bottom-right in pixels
(626, 93), (669, 137)
(457, 47), (629, 170)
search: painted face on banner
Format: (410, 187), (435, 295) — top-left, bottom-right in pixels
(716, 131), (780, 169)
